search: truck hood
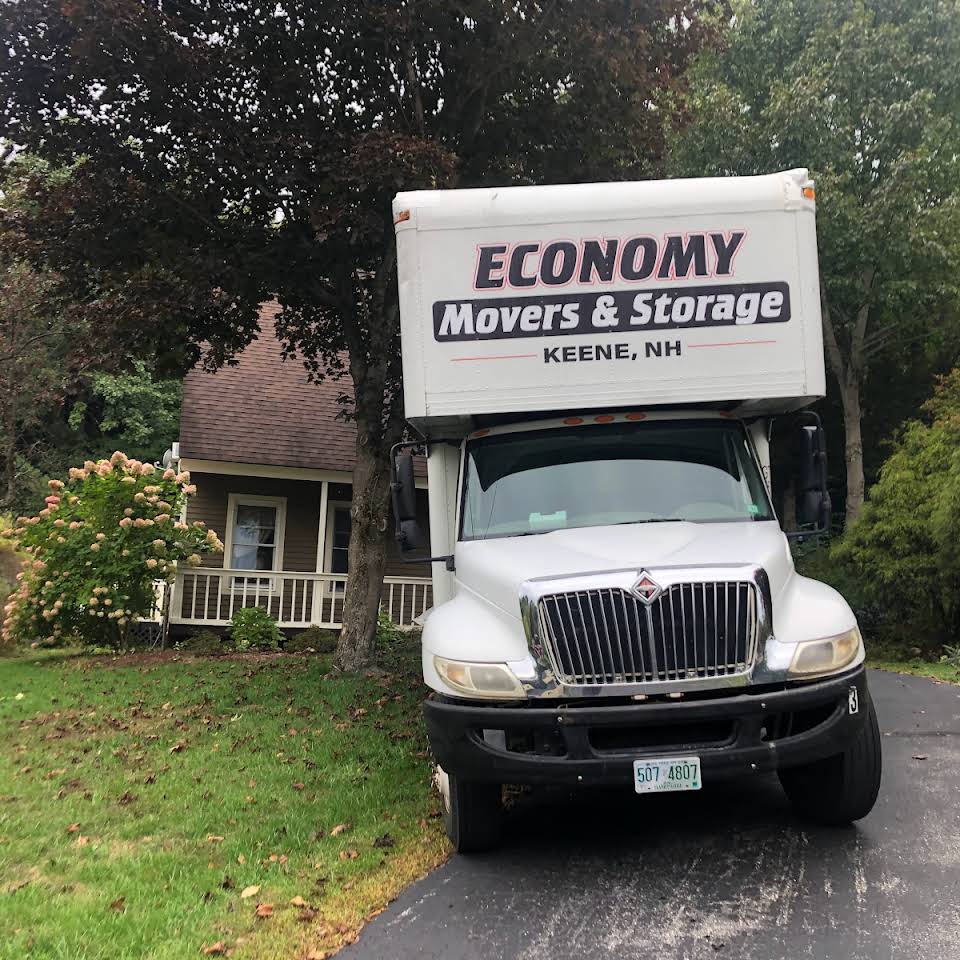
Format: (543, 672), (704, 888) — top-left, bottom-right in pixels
(454, 520), (793, 619)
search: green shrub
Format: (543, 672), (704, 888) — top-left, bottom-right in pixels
(1, 455), (222, 648)
(828, 370), (960, 657)
(229, 606), (282, 651)
(285, 625), (337, 654)
(180, 629), (232, 656)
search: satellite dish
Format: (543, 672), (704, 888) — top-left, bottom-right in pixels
(162, 448), (174, 468)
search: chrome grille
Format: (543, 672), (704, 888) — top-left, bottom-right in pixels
(537, 581), (758, 685)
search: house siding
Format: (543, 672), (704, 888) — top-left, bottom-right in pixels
(187, 473), (321, 572)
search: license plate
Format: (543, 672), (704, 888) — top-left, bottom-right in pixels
(633, 756), (701, 794)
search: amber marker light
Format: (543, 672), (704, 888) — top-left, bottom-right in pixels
(563, 417), (584, 425)
(802, 186), (816, 201)
(625, 412), (646, 421)
(594, 415), (615, 423)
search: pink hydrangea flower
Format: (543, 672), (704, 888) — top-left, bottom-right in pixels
(48, 479), (65, 491)
(145, 558), (158, 569)
(163, 468), (176, 480)
(119, 517), (133, 528)
(90, 543), (100, 552)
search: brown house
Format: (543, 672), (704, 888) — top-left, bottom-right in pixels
(167, 304), (432, 634)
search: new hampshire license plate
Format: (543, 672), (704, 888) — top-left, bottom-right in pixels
(633, 756), (702, 794)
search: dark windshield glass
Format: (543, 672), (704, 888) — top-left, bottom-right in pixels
(461, 420), (774, 541)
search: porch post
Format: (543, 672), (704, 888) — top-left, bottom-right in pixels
(311, 480), (329, 624)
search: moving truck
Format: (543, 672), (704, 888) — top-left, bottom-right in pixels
(390, 170), (881, 852)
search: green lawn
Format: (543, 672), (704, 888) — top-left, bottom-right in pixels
(0, 642), (447, 960)
(868, 657), (960, 685)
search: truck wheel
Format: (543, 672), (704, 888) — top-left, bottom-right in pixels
(779, 694), (882, 826)
(439, 767), (502, 853)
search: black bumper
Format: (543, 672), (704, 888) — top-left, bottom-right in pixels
(423, 666), (869, 786)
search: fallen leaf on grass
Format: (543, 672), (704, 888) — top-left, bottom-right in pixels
(289, 895), (308, 907)
(329, 823), (351, 837)
(207, 835), (225, 843)
(66, 823), (80, 834)
(201, 941), (227, 956)
(169, 740), (187, 754)
(255, 903), (274, 918)
(372, 833), (394, 849)
(239, 885), (260, 899)
(292, 781), (305, 791)
(237, 854), (246, 865)
(109, 897), (126, 912)
(118, 791), (136, 806)
(305, 950), (329, 960)
(76, 835), (91, 847)
(338, 849), (359, 861)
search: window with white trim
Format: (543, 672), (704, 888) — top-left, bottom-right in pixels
(225, 494), (286, 587)
(324, 501), (352, 592)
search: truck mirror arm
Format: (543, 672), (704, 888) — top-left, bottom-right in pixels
(398, 551), (456, 572)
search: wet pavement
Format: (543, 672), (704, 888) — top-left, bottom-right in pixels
(341, 669), (960, 960)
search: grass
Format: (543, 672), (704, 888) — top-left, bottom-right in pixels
(0, 640), (448, 960)
(868, 656), (960, 685)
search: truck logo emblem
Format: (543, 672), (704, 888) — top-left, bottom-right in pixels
(632, 572), (662, 605)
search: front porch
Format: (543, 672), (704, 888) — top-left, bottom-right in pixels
(167, 460), (433, 634)
(169, 568), (433, 630)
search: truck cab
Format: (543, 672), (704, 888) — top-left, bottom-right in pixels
(391, 171), (881, 852)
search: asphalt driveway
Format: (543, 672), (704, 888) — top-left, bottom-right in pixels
(341, 670), (960, 960)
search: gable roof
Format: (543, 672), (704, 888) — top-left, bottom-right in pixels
(178, 303), (357, 473)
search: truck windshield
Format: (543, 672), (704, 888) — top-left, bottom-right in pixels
(460, 420), (774, 541)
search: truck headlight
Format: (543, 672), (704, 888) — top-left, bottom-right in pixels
(433, 656), (525, 698)
(789, 627), (862, 677)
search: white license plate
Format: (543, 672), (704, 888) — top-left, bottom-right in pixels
(633, 756), (702, 794)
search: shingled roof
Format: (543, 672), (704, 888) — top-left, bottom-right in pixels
(178, 303), (357, 472)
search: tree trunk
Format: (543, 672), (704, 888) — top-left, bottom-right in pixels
(334, 425), (392, 671)
(839, 373), (865, 524)
(1, 399), (15, 510)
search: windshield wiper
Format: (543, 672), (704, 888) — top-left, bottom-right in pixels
(612, 518), (689, 525)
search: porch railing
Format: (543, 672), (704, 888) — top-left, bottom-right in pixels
(169, 568), (433, 630)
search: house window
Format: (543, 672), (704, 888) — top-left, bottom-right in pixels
(225, 494), (286, 587)
(329, 506), (351, 574)
(324, 502), (352, 591)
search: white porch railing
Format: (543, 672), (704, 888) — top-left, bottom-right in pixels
(169, 568), (433, 630)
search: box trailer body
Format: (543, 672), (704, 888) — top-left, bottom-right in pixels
(391, 171), (880, 852)
(395, 170), (824, 435)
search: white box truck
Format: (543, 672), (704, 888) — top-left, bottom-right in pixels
(390, 170), (881, 852)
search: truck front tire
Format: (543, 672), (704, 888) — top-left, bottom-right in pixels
(442, 770), (502, 853)
(778, 694), (882, 825)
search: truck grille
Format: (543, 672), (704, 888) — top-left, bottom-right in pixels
(537, 581), (759, 685)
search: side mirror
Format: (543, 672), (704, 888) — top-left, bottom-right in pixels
(397, 518), (422, 552)
(792, 421), (831, 534)
(392, 452), (417, 522)
(391, 446), (421, 553)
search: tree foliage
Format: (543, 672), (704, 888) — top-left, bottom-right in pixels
(0, 0), (715, 667)
(68, 360), (182, 465)
(2, 455), (222, 647)
(832, 369), (960, 651)
(669, 0), (960, 521)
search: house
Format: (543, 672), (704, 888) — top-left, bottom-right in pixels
(166, 303), (433, 635)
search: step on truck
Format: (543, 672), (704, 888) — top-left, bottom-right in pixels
(390, 170), (881, 853)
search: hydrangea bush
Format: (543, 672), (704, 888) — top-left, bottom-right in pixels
(1, 453), (223, 647)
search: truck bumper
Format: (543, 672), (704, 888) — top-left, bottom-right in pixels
(423, 666), (869, 786)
